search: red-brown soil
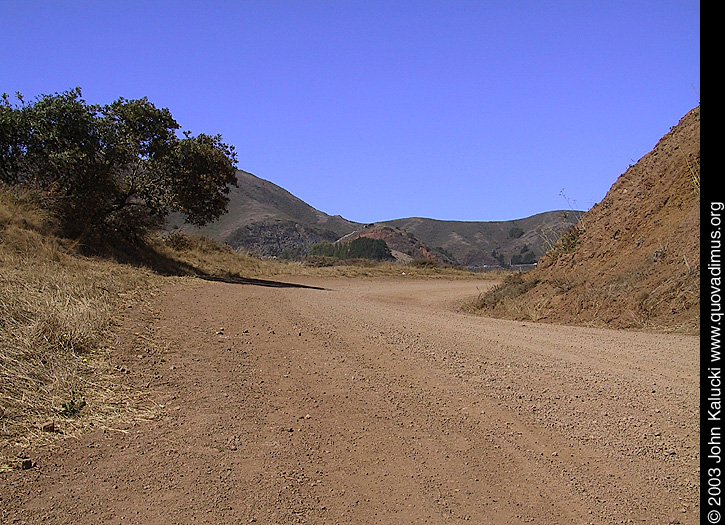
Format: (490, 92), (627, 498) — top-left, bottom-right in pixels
(1, 276), (699, 524)
(480, 106), (700, 333)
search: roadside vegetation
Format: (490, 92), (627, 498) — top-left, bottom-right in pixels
(1, 186), (490, 469)
(0, 89), (489, 468)
(0, 88), (236, 468)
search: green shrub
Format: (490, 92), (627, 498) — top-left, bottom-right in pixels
(508, 226), (524, 239)
(309, 237), (393, 261)
(1, 88), (237, 246)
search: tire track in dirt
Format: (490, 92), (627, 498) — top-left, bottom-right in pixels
(1, 276), (699, 524)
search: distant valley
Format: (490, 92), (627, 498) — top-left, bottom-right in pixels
(168, 170), (581, 267)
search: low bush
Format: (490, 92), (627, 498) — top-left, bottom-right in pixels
(470, 272), (540, 310)
(308, 237), (393, 261)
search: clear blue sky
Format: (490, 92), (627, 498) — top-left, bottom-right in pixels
(2, 1), (699, 223)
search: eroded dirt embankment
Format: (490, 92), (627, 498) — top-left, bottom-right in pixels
(1, 277), (699, 524)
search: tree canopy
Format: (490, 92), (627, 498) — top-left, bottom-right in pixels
(0, 88), (238, 243)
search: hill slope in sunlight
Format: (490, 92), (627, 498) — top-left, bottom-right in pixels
(171, 171), (580, 265)
(472, 106), (700, 333)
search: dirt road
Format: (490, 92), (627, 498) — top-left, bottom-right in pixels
(1, 276), (699, 524)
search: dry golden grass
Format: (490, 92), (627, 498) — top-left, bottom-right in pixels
(0, 189), (161, 469)
(1, 189), (488, 470)
(149, 230), (301, 279)
(152, 230), (485, 281)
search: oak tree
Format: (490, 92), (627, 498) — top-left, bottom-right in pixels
(0, 88), (238, 243)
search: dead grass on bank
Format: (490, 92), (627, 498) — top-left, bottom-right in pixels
(0, 190), (161, 470)
(1, 190), (491, 470)
(462, 265), (700, 334)
(461, 272), (540, 316)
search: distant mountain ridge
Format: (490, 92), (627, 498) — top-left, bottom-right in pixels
(381, 212), (580, 266)
(334, 224), (460, 265)
(168, 170), (581, 266)
(170, 170), (357, 239)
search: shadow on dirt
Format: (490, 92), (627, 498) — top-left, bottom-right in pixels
(97, 240), (327, 290)
(199, 274), (327, 290)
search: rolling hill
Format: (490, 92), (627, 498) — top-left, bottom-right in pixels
(168, 170), (581, 266)
(381, 212), (581, 267)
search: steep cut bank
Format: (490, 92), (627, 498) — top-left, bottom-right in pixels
(475, 106), (700, 333)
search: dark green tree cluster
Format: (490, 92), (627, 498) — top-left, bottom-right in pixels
(0, 88), (237, 243)
(511, 245), (537, 265)
(309, 237), (393, 261)
(508, 226), (524, 239)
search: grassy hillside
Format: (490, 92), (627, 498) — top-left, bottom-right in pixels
(167, 170), (360, 247)
(170, 170), (581, 265)
(468, 106), (700, 333)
